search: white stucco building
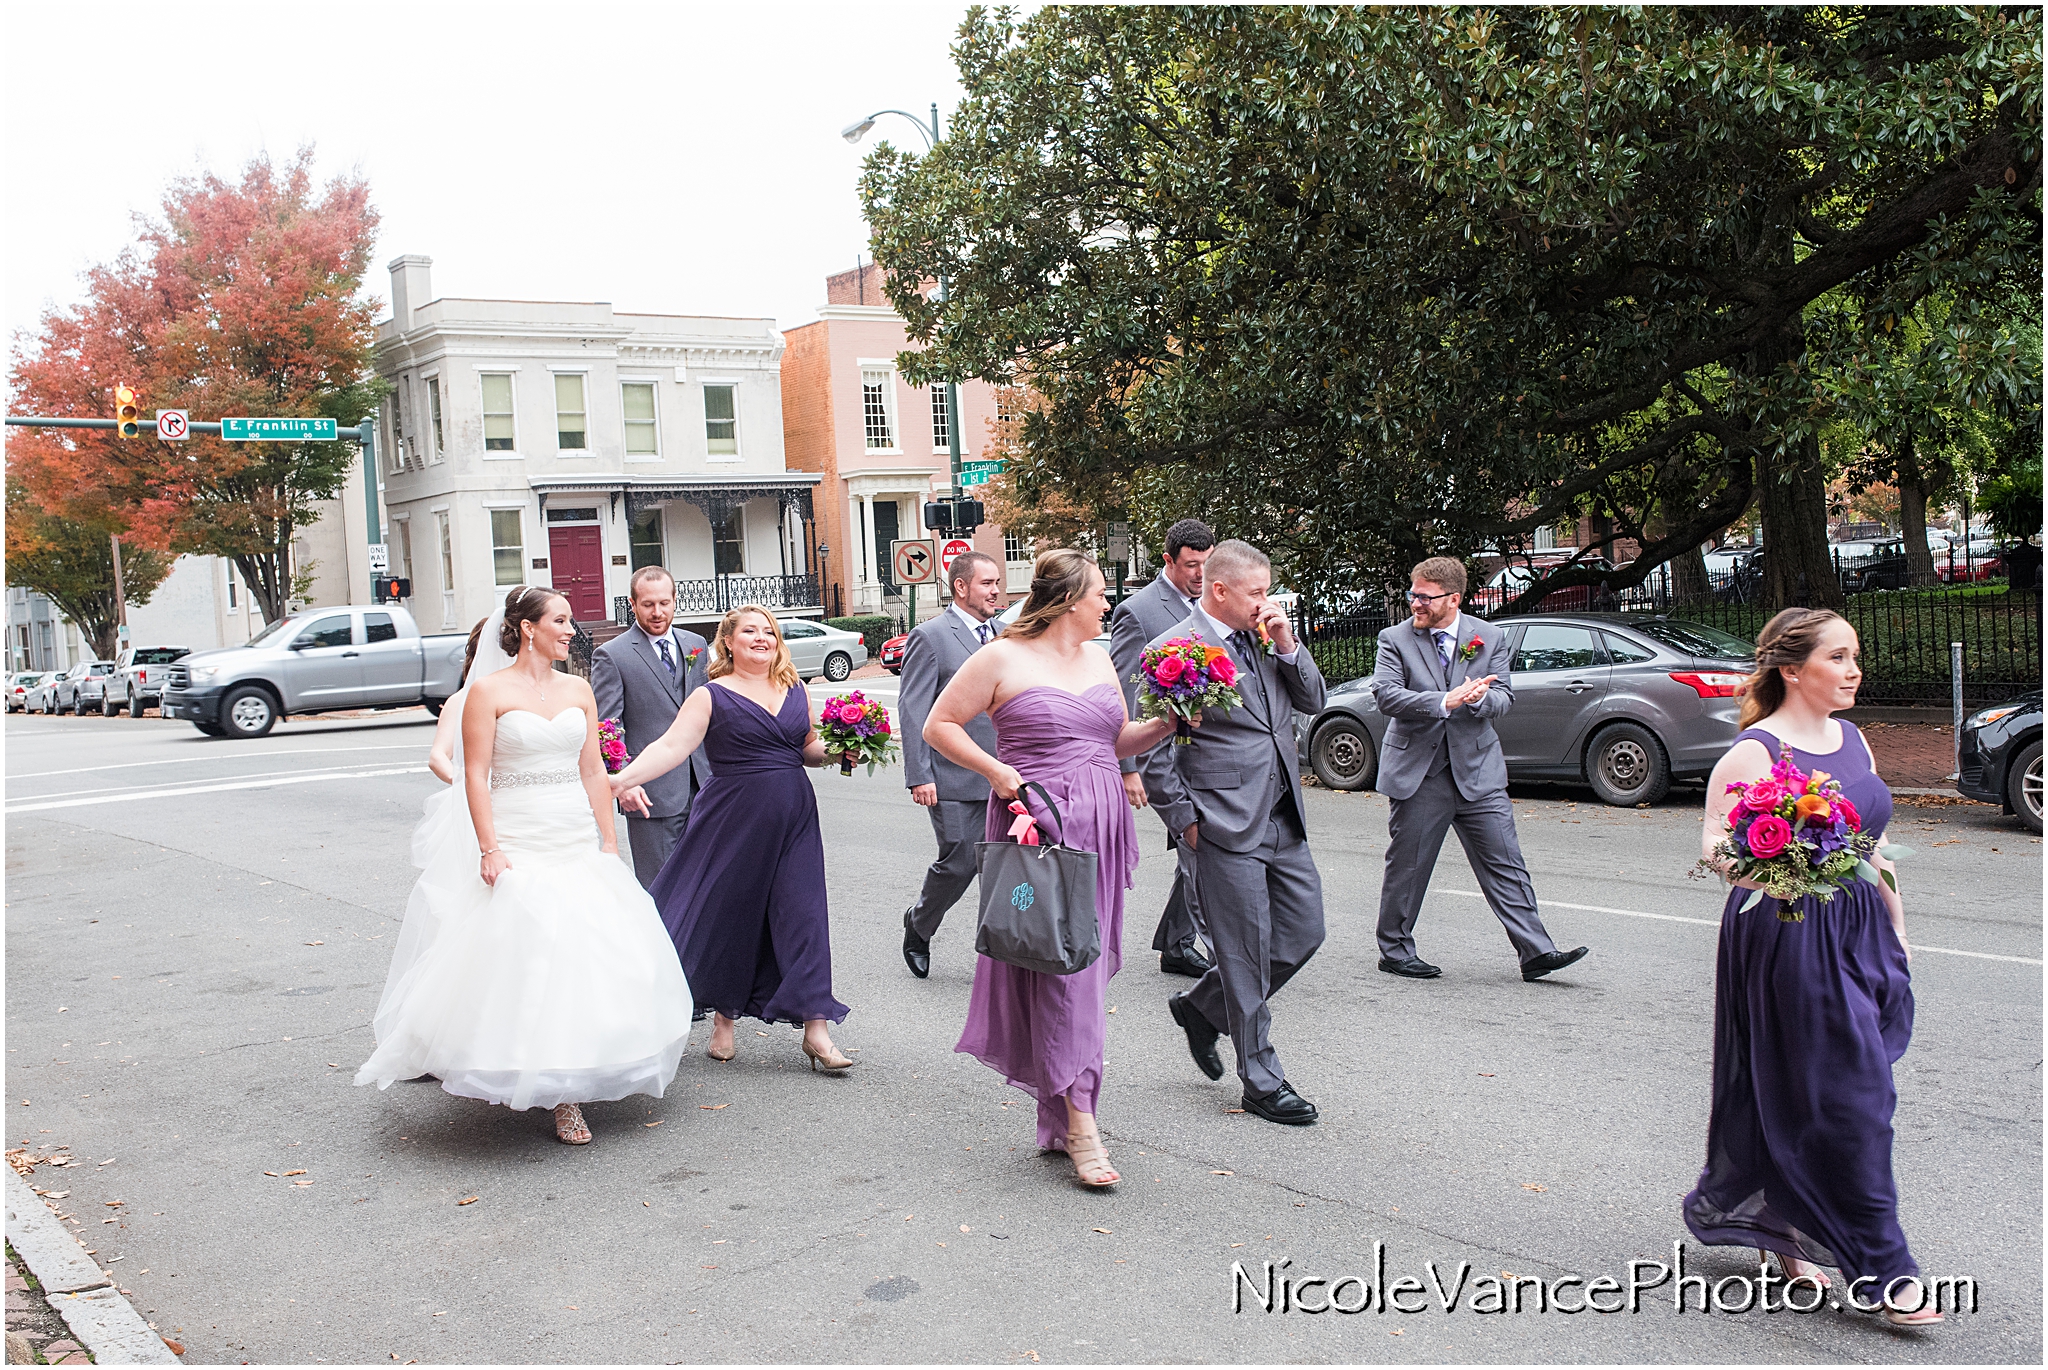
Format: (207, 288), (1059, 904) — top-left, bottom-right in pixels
(371, 255), (821, 636)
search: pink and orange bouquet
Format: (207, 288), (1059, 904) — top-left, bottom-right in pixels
(1135, 636), (1244, 744)
(1691, 744), (1906, 921)
(597, 716), (630, 774)
(819, 689), (898, 776)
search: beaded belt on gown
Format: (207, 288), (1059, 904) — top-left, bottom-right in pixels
(489, 768), (580, 790)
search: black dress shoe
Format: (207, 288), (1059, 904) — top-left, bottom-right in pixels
(1160, 943), (1213, 978)
(1241, 1081), (1318, 1126)
(902, 911), (931, 980)
(1167, 992), (1224, 1081)
(1522, 946), (1589, 982)
(1377, 956), (1442, 979)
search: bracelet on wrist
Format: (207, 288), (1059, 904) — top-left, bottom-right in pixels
(480, 846), (500, 856)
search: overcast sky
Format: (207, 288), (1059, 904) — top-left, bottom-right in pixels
(3, 0), (976, 356)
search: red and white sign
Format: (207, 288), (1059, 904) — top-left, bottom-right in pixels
(155, 409), (190, 441)
(940, 538), (975, 574)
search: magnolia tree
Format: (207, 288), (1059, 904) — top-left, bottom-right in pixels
(860, 6), (2042, 612)
(9, 149), (385, 625)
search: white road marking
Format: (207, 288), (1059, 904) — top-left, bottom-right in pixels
(8, 744), (427, 780)
(5, 767), (430, 815)
(1440, 889), (2042, 965)
(14, 759), (424, 804)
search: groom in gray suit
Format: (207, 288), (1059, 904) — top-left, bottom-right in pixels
(896, 551), (1006, 977)
(1370, 556), (1588, 982)
(1109, 517), (1216, 977)
(591, 567), (711, 887)
(1147, 540), (1327, 1126)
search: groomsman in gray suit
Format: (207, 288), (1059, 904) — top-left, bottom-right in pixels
(1147, 540), (1327, 1126)
(1370, 555), (1588, 982)
(896, 550), (1006, 978)
(1109, 517), (1217, 977)
(591, 567), (711, 887)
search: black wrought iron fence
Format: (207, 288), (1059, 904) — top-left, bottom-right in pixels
(612, 574), (822, 623)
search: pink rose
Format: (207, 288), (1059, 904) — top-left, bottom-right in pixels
(1154, 656), (1188, 686)
(1834, 795), (1861, 832)
(824, 700), (846, 725)
(1209, 653), (1238, 687)
(1740, 779), (1785, 814)
(876, 716), (891, 735)
(1747, 814), (1793, 859)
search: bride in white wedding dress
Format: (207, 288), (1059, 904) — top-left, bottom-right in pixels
(356, 586), (693, 1144)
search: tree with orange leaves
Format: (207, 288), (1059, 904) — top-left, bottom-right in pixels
(8, 148), (386, 626)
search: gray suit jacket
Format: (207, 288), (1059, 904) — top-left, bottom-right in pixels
(1108, 575), (1196, 775)
(1367, 612), (1513, 801)
(591, 623), (711, 819)
(898, 610), (997, 802)
(1142, 604), (1327, 855)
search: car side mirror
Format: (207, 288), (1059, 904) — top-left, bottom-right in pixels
(288, 640), (307, 651)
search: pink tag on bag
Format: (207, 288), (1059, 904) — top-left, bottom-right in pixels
(1006, 800), (1041, 846)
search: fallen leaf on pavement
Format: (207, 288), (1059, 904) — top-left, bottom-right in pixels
(564, 1306), (578, 1311)
(1230, 1243), (1245, 1248)
(644, 1120), (663, 1128)
(1478, 1072), (1495, 1077)
(97, 1158), (115, 1166)
(162, 1340), (185, 1356)
(264, 1172), (279, 1177)
(293, 1181), (313, 1187)
(701, 1264), (717, 1270)
(306, 941), (324, 946)
(700, 1104), (728, 1111)
(1223, 1108), (1245, 1114)
(1521, 1182), (1548, 1192)
(44, 1190), (68, 1200)
(1092, 1227), (1111, 1234)
(1390, 1328), (1405, 1336)
(327, 1063), (342, 1068)
(959, 1225), (970, 1232)
(1210, 1170), (1234, 1175)
(283, 1169), (307, 1177)
(456, 1195), (479, 1206)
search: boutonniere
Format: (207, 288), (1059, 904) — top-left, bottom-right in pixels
(1456, 634), (1483, 664)
(686, 647), (704, 668)
(1253, 618), (1276, 656)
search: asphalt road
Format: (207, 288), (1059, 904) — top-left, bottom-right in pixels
(5, 700), (2040, 1364)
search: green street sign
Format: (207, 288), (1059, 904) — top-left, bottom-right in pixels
(960, 469), (994, 486)
(220, 417), (339, 442)
(960, 458), (1007, 474)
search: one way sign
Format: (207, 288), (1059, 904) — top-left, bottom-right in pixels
(891, 538), (937, 585)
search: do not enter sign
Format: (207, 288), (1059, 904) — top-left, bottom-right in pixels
(940, 538), (975, 575)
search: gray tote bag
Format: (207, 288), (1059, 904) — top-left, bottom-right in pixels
(974, 781), (1102, 976)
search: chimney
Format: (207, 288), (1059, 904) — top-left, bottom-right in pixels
(387, 254), (433, 330)
(825, 259), (889, 307)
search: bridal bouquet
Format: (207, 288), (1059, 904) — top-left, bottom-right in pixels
(1135, 636), (1243, 745)
(819, 690), (898, 776)
(597, 717), (630, 774)
(1690, 744), (1907, 921)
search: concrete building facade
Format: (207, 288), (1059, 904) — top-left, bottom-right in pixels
(372, 255), (821, 636)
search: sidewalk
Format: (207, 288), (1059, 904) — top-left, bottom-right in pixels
(4, 1156), (179, 1365)
(1859, 721), (1963, 791)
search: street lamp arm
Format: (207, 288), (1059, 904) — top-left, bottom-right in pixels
(843, 108), (937, 150)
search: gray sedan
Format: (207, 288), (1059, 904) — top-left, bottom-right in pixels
(1299, 613), (1755, 806)
(778, 619), (870, 683)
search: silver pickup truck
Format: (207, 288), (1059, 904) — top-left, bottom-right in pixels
(160, 603), (467, 738)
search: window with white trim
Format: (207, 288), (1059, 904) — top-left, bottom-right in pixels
(481, 374), (516, 451)
(930, 385), (950, 451)
(427, 378), (444, 460)
(862, 369), (896, 450)
(396, 520), (414, 586)
(389, 387), (407, 470)
(555, 374), (587, 451)
(622, 382), (658, 457)
(703, 384), (738, 456)
(490, 510), (525, 586)
(1005, 532), (1032, 564)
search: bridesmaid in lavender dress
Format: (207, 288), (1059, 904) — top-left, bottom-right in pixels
(925, 550), (1181, 1187)
(1686, 608), (1941, 1328)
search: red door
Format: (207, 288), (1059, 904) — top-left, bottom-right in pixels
(547, 525), (606, 620)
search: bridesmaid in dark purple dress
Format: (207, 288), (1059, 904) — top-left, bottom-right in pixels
(612, 606), (854, 1073)
(1686, 608), (1941, 1328)
(924, 551), (1180, 1188)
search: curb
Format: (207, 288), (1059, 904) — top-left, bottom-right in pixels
(4, 1167), (177, 1364)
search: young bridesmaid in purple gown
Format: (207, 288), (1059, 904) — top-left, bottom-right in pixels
(923, 551), (1181, 1188)
(1687, 608), (1941, 1329)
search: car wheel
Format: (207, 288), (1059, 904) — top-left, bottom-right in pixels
(1309, 716), (1377, 792)
(2008, 739), (2043, 835)
(423, 696), (445, 718)
(887, 666), (902, 676)
(1586, 721), (1671, 807)
(823, 651), (852, 683)
(194, 720), (227, 737)
(129, 693), (145, 718)
(221, 685), (280, 739)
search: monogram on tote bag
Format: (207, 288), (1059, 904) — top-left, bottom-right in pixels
(973, 781), (1102, 976)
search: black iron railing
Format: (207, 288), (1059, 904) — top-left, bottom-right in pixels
(612, 575), (822, 622)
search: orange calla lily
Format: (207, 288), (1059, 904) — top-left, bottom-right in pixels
(1202, 645), (1229, 665)
(1794, 794), (1831, 822)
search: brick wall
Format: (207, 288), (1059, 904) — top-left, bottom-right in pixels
(825, 261), (890, 306)
(778, 320), (847, 612)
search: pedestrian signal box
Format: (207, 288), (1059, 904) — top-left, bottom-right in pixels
(373, 577), (411, 601)
(114, 385), (141, 438)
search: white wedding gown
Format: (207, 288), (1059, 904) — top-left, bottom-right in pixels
(355, 706), (693, 1110)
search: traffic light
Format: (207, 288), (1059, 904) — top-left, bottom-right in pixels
(373, 577), (411, 601)
(114, 385), (140, 438)
(922, 496), (987, 534)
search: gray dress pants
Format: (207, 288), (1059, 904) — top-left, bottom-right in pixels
(626, 811), (689, 889)
(1375, 766), (1556, 964)
(907, 798), (985, 940)
(1150, 832), (1207, 954)
(1186, 814), (1325, 1097)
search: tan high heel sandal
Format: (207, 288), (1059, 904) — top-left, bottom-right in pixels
(803, 1039), (854, 1072)
(1066, 1131), (1118, 1187)
(706, 1016), (737, 1061)
(553, 1103), (591, 1145)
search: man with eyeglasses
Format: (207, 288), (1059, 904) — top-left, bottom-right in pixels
(1369, 556), (1588, 982)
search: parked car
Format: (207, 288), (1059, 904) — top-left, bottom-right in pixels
(878, 633), (908, 675)
(102, 645), (191, 717)
(1469, 556), (1614, 613)
(1936, 538), (2003, 584)
(51, 659), (119, 714)
(1956, 691), (2042, 834)
(24, 672), (62, 714)
(7, 671), (47, 712)
(1299, 612), (1756, 806)
(776, 619), (869, 683)
(159, 605), (467, 739)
